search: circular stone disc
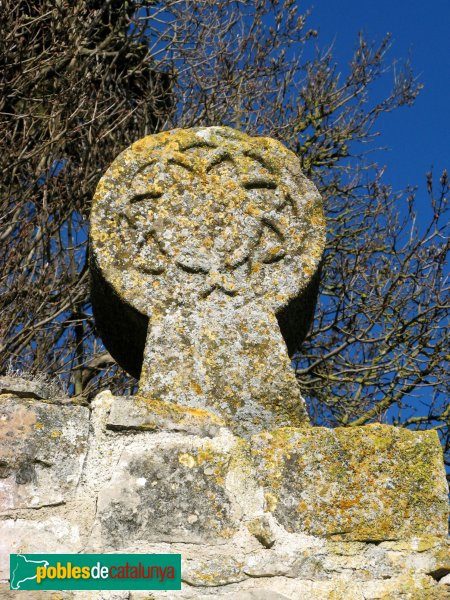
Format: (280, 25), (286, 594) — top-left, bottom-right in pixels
(90, 126), (325, 377)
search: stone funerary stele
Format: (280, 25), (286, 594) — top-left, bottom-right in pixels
(1, 126), (448, 600)
(90, 126), (326, 435)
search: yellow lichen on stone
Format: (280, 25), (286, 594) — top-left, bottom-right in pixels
(90, 126), (325, 435)
(178, 453), (196, 468)
(265, 491), (279, 512)
(252, 424), (449, 540)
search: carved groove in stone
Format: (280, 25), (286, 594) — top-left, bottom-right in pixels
(90, 126), (326, 435)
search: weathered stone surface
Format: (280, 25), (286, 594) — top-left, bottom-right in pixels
(92, 433), (247, 548)
(0, 516), (84, 582)
(0, 586), (74, 599)
(90, 126), (325, 434)
(0, 376), (50, 400)
(0, 389), (448, 599)
(129, 572), (450, 599)
(106, 395), (225, 437)
(252, 424), (449, 541)
(246, 516), (276, 548)
(0, 396), (89, 511)
(183, 556), (246, 587)
(173, 591), (291, 600)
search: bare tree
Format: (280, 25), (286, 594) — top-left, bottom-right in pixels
(1, 1), (448, 472)
(0, 0), (172, 396)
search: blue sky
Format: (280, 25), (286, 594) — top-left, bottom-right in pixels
(307, 0), (449, 199)
(303, 1), (449, 426)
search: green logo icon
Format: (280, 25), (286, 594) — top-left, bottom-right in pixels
(10, 554), (181, 590)
(10, 555), (50, 590)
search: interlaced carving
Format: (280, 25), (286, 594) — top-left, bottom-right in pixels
(117, 141), (299, 295)
(90, 127), (325, 434)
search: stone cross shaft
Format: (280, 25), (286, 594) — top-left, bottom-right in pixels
(90, 127), (325, 434)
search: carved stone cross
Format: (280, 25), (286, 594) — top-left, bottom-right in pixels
(90, 127), (325, 434)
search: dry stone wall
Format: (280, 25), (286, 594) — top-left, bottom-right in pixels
(0, 379), (449, 599)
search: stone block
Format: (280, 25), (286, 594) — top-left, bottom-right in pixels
(92, 434), (249, 548)
(183, 555), (246, 587)
(0, 516), (84, 583)
(0, 376), (49, 400)
(251, 424), (448, 541)
(0, 396), (89, 511)
(106, 395), (225, 437)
